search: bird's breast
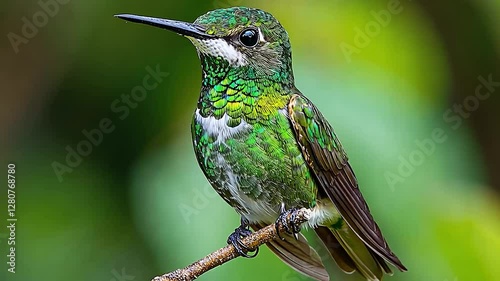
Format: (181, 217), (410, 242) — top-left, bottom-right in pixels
(191, 108), (316, 224)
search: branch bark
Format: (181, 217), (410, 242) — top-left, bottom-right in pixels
(152, 208), (311, 281)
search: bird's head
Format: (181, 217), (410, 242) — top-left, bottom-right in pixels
(116, 7), (294, 83)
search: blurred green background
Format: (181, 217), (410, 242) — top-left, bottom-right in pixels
(1, 0), (499, 281)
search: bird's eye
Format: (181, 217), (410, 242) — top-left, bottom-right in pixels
(239, 28), (259, 47)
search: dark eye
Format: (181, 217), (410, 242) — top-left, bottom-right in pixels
(239, 28), (259, 47)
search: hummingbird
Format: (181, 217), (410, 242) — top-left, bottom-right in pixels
(116, 7), (407, 281)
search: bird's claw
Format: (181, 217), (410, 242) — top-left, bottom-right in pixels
(275, 207), (302, 240)
(227, 224), (259, 258)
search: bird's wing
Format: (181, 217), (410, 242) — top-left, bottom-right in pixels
(287, 94), (407, 272)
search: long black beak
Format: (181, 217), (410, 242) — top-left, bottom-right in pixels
(114, 14), (214, 40)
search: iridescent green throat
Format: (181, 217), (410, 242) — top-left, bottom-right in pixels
(197, 55), (295, 127)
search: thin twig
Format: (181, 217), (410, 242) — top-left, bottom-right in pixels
(152, 208), (312, 281)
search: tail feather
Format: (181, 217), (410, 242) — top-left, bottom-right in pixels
(314, 226), (356, 274)
(316, 225), (389, 281)
(251, 221), (394, 281)
(370, 250), (393, 275)
(250, 223), (329, 281)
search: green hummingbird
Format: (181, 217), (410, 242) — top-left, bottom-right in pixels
(116, 7), (407, 281)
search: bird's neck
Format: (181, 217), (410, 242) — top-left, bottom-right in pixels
(196, 56), (294, 125)
(199, 54), (294, 87)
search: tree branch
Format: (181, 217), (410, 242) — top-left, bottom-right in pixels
(152, 208), (312, 281)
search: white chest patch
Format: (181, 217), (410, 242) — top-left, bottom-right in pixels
(195, 110), (251, 144)
(190, 38), (247, 67)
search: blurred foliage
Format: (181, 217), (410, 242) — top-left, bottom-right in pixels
(0, 0), (499, 281)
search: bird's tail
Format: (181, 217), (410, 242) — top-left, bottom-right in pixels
(314, 225), (392, 281)
(250, 222), (329, 281)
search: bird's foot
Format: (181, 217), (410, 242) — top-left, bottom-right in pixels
(275, 205), (302, 240)
(227, 219), (259, 258)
